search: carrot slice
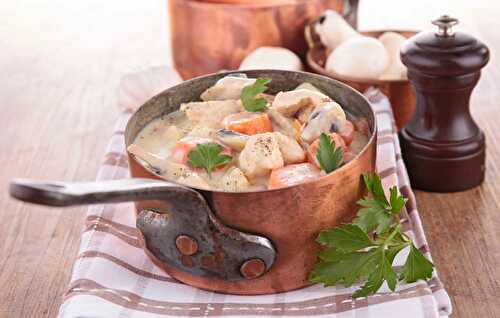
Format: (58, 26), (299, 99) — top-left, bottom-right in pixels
(339, 120), (354, 145)
(170, 137), (230, 164)
(268, 163), (322, 189)
(223, 112), (273, 135)
(306, 133), (347, 168)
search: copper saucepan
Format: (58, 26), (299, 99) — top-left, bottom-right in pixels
(10, 70), (376, 295)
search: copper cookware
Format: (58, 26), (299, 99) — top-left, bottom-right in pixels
(10, 70), (376, 295)
(169, 0), (355, 79)
(305, 20), (417, 129)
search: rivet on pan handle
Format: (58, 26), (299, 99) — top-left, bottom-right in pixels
(9, 178), (276, 281)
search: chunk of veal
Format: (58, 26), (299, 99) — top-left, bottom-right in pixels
(127, 144), (190, 179)
(301, 102), (347, 143)
(220, 167), (250, 192)
(268, 163), (322, 189)
(274, 132), (305, 164)
(270, 89), (330, 117)
(200, 76), (256, 101)
(239, 132), (284, 178)
(180, 100), (243, 128)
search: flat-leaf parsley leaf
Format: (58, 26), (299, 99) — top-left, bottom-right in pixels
(187, 143), (232, 177)
(240, 77), (271, 112)
(309, 173), (434, 298)
(316, 133), (343, 173)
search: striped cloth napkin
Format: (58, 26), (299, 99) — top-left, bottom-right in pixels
(58, 67), (452, 318)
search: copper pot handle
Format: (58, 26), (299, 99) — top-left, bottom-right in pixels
(9, 178), (276, 281)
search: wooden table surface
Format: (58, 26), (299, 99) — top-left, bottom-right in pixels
(1, 1), (498, 317)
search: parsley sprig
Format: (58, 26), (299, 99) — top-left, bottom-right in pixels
(316, 133), (343, 173)
(240, 77), (271, 112)
(354, 174), (406, 234)
(309, 173), (434, 298)
(187, 143), (232, 177)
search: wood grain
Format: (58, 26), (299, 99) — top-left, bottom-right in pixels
(0, 0), (499, 317)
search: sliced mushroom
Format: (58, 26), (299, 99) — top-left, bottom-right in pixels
(215, 129), (250, 152)
(296, 105), (315, 124)
(200, 76), (256, 101)
(270, 89), (330, 117)
(127, 144), (190, 179)
(301, 102), (347, 143)
(294, 84), (324, 124)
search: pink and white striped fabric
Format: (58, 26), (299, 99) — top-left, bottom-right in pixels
(58, 67), (452, 318)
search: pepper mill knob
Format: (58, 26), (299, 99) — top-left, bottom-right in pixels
(400, 15), (490, 192)
(432, 15), (459, 37)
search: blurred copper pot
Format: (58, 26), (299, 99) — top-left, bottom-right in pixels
(169, 0), (356, 79)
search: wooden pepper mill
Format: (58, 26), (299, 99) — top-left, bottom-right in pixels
(399, 15), (490, 192)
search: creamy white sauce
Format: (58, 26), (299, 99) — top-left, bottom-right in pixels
(131, 90), (370, 192)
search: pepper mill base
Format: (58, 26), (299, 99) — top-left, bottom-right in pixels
(400, 129), (486, 192)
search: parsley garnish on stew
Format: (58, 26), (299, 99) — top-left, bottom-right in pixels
(316, 133), (343, 173)
(240, 77), (271, 112)
(187, 143), (232, 177)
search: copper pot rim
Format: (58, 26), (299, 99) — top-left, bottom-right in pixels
(125, 69), (377, 194)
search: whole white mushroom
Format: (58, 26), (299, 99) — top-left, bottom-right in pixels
(325, 36), (390, 79)
(239, 47), (303, 71)
(379, 31), (408, 80)
(314, 10), (360, 50)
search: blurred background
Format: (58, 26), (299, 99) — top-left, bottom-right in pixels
(1, 0), (493, 87)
